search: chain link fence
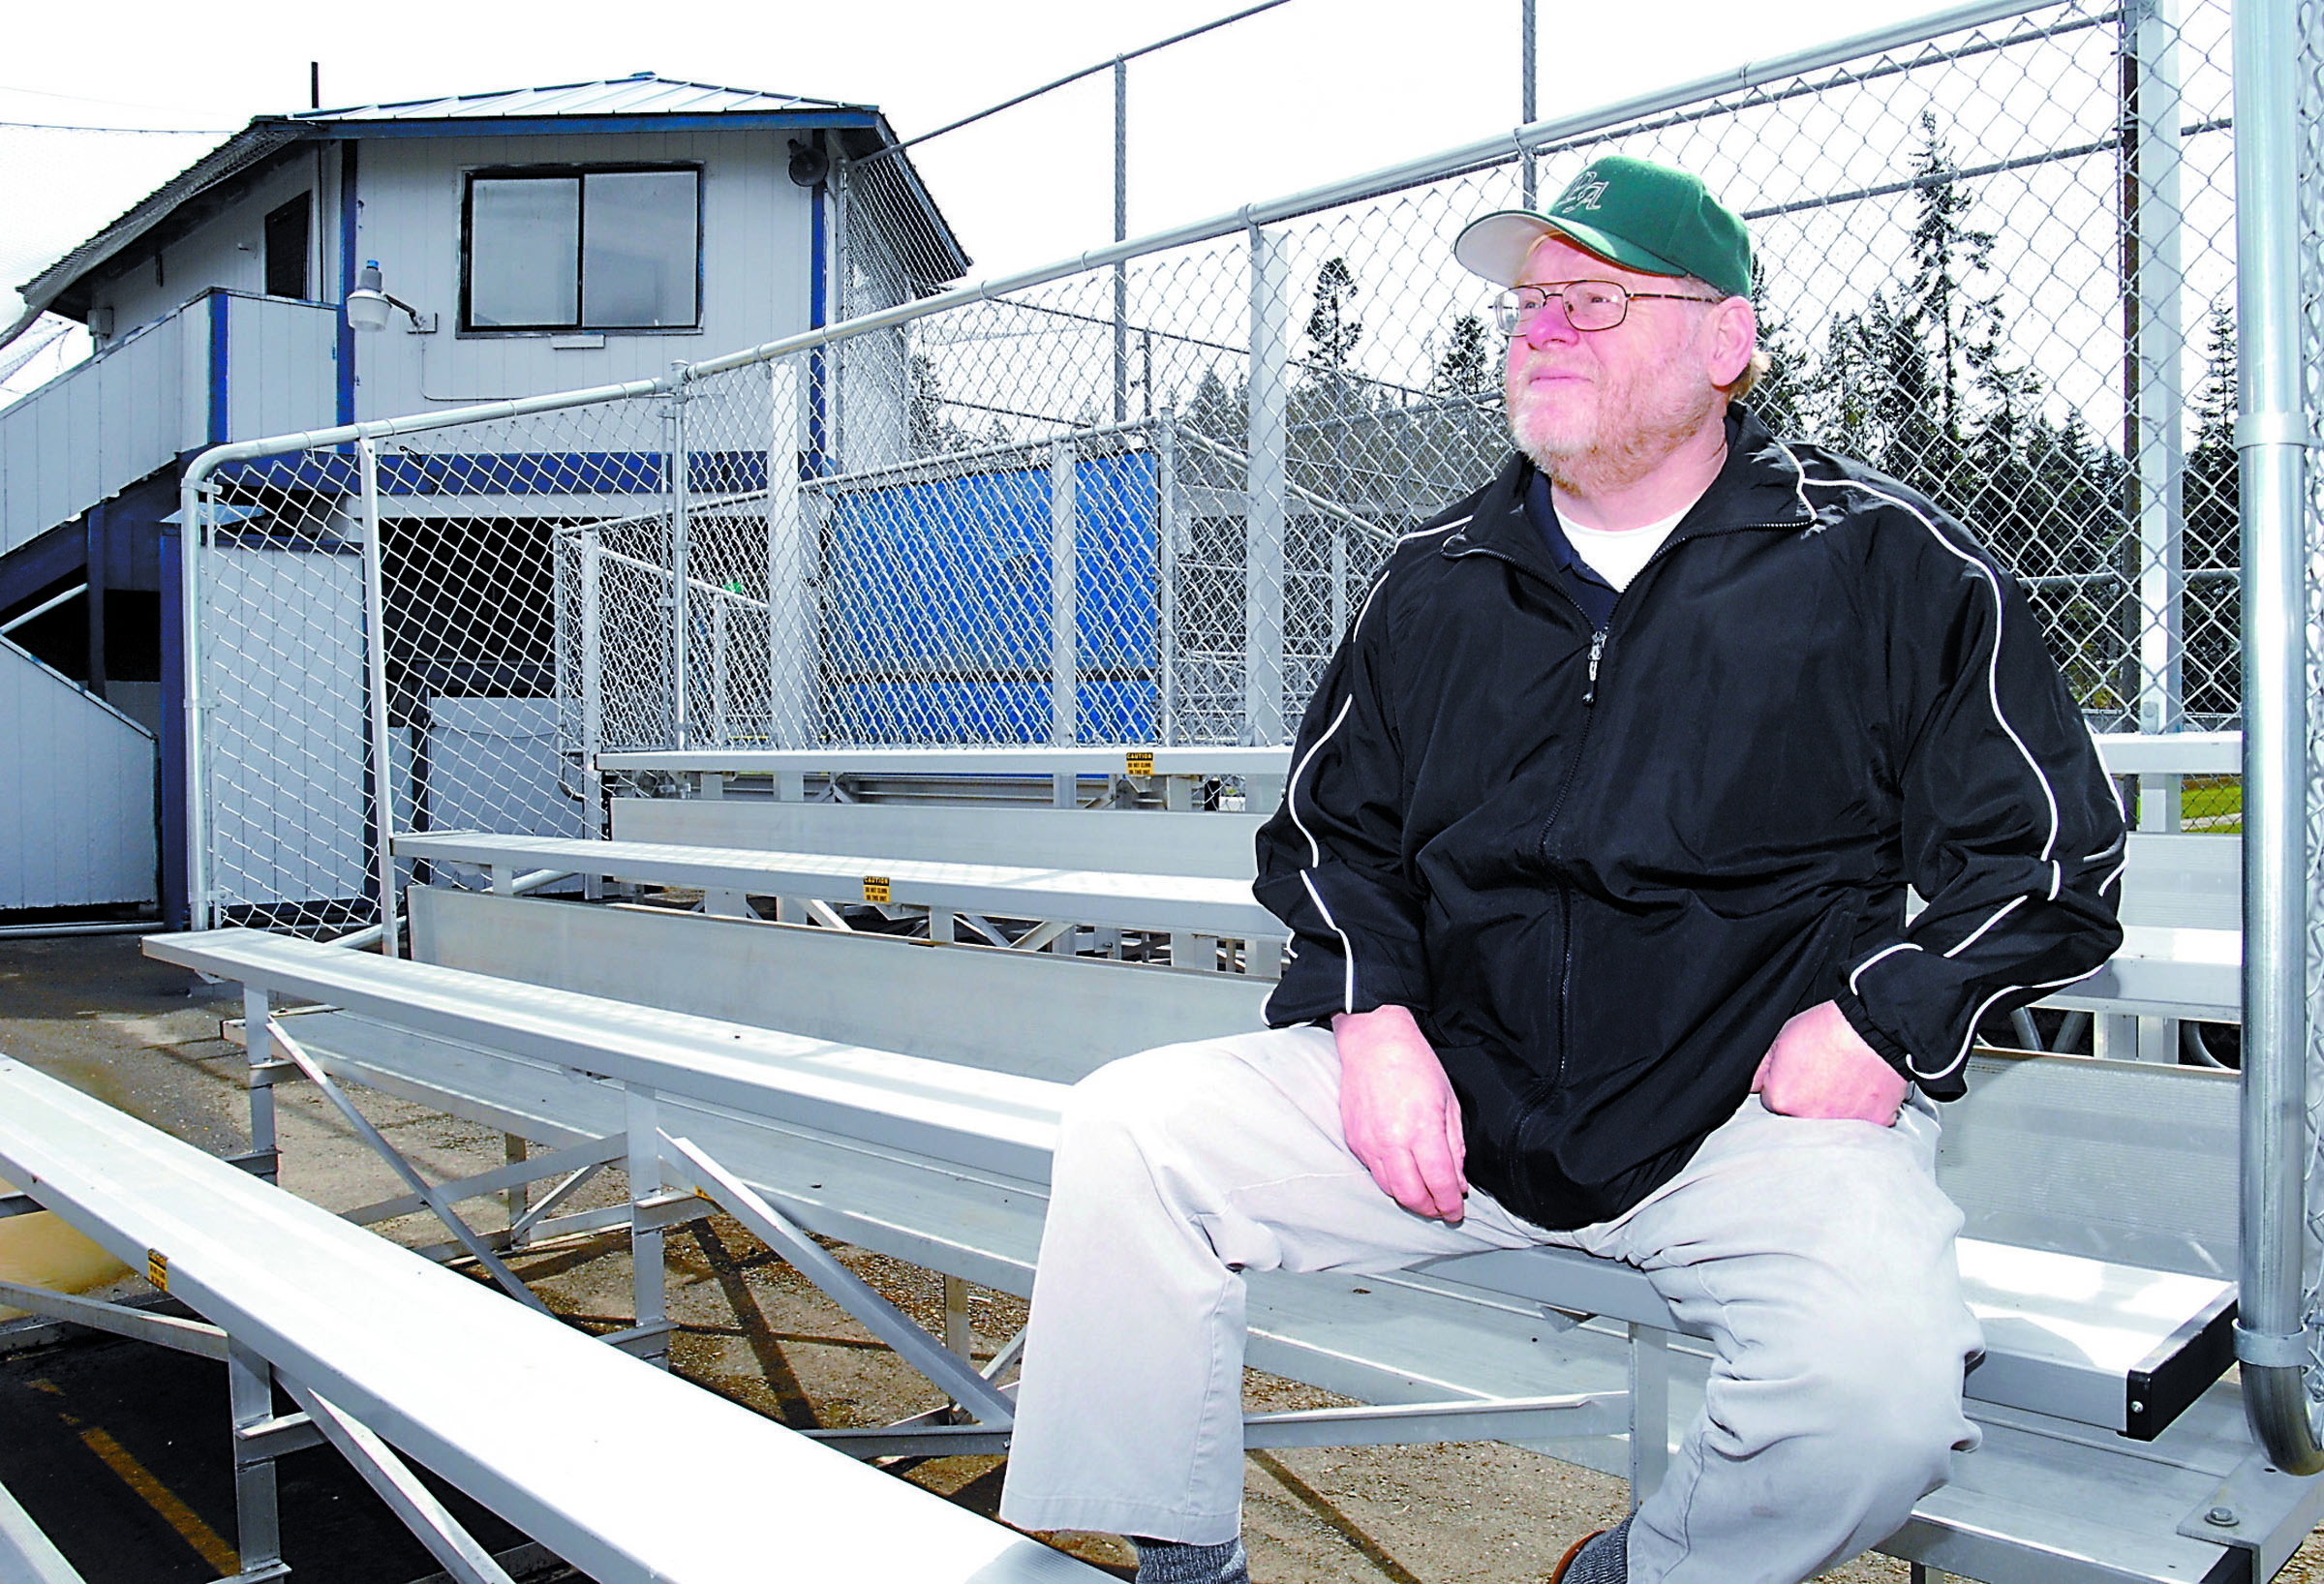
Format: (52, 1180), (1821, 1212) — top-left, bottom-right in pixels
(186, 0), (2252, 909)
(171, 0), (2324, 1461)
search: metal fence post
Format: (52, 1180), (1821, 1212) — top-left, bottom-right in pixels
(581, 532), (603, 839)
(2128, 0), (2186, 764)
(1051, 438), (1080, 746)
(356, 438), (400, 958)
(1157, 408), (1179, 746)
(768, 358), (811, 749)
(1246, 223), (1290, 746)
(2231, 0), (2324, 1475)
(665, 368), (692, 749)
(1114, 54), (1131, 427)
(176, 469), (214, 932)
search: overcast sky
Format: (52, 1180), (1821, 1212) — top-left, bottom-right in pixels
(0, 0), (1956, 385)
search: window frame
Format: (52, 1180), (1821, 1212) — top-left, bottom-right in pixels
(458, 162), (705, 335)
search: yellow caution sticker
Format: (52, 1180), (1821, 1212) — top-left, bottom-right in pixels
(862, 876), (892, 904)
(1126, 751), (1155, 777)
(145, 1249), (168, 1293)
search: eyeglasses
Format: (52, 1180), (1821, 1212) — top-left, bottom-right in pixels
(1492, 280), (1725, 335)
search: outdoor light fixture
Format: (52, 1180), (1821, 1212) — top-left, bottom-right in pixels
(347, 260), (427, 332)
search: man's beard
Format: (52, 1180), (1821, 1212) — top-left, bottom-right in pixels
(1510, 375), (1721, 497)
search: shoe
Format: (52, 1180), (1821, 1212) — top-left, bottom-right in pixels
(1547, 1529), (1609, 1582)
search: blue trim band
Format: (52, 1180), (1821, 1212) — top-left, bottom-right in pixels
(337, 139), (358, 427)
(206, 291), (229, 444)
(808, 177), (830, 475)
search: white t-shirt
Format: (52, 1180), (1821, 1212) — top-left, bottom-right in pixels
(1562, 506), (1689, 593)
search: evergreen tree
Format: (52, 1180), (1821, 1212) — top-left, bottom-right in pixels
(1743, 261), (1819, 440)
(2183, 299), (2240, 718)
(1907, 112), (2002, 456)
(906, 352), (970, 455)
(1304, 258), (1363, 371)
(1430, 313), (1497, 398)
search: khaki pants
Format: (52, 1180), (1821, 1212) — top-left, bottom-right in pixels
(996, 1024), (1981, 1584)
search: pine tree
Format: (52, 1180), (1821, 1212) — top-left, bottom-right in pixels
(1743, 260), (1820, 440)
(1906, 112), (2001, 458)
(2182, 299), (2240, 718)
(1304, 258), (1363, 371)
(1430, 313), (1497, 398)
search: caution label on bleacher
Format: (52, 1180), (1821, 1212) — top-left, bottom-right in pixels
(145, 1249), (168, 1293)
(863, 876), (892, 904)
(1126, 751), (1155, 777)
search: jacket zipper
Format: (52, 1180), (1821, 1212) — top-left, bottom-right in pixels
(1444, 519), (1790, 1139)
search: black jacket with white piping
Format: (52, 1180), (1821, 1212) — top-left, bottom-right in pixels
(1253, 406), (2125, 1231)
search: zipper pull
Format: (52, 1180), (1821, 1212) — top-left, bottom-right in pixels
(1582, 629), (1606, 706)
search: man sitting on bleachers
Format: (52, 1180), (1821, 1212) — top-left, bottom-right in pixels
(997, 154), (2125, 1584)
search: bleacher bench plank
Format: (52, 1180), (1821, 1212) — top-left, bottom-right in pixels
(597, 746), (1294, 778)
(393, 831), (1282, 939)
(611, 798), (1268, 879)
(0, 1054), (1100, 1584)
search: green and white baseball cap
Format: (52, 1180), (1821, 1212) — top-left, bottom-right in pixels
(1455, 154), (1753, 300)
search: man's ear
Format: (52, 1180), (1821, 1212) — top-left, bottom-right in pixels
(1702, 295), (1758, 388)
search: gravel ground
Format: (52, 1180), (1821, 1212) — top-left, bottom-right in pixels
(5, 931), (2322, 1583)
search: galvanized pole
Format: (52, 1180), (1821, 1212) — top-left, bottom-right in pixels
(580, 532), (603, 840)
(1245, 224), (1290, 746)
(1157, 409), (1179, 746)
(1051, 438), (1080, 746)
(1114, 54), (1131, 426)
(666, 368), (693, 749)
(2232, 0), (2324, 1475)
(1521, 0), (1539, 207)
(2128, 0), (2186, 772)
(355, 438), (400, 959)
(767, 358), (810, 750)
(175, 472), (213, 932)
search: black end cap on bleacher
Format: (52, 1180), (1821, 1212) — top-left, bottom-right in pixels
(2125, 1292), (2239, 1441)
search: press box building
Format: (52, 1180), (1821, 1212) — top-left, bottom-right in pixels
(0, 75), (967, 925)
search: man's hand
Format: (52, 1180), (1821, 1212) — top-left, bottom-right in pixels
(1331, 1004), (1469, 1222)
(1752, 999), (1910, 1125)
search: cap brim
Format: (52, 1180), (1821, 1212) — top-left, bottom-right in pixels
(1452, 209), (1689, 288)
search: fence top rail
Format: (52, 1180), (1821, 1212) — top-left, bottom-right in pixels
(178, 0), (2058, 479)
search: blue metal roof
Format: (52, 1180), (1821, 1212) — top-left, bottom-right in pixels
(291, 72), (861, 124)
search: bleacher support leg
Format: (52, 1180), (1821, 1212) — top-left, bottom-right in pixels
(1627, 1323), (1670, 1508)
(627, 1086), (669, 1368)
(226, 1340), (288, 1581)
(243, 989), (278, 1183)
(282, 1384), (515, 1584)
(266, 1023), (552, 1319)
(503, 1135), (528, 1238)
(944, 1276), (973, 1364)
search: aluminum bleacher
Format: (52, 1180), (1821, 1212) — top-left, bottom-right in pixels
(133, 909), (2324, 1584)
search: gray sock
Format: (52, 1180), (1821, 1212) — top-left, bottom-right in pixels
(1128, 1535), (1248, 1584)
(1565, 1518), (1629, 1584)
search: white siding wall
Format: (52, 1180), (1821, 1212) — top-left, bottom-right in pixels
(225, 294), (338, 440)
(0, 313), (198, 556)
(0, 296), (337, 557)
(96, 149), (335, 334)
(0, 636), (157, 909)
(352, 131), (813, 420)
